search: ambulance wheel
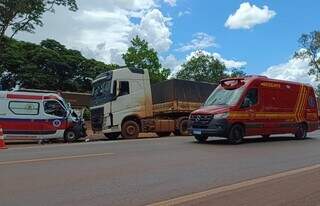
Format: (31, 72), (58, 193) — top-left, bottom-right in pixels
(104, 133), (120, 140)
(64, 129), (77, 143)
(156, 132), (171, 137)
(121, 120), (140, 139)
(295, 123), (307, 139)
(228, 124), (244, 144)
(194, 135), (208, 143)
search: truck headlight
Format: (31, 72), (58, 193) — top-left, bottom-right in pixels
(214, 112), (229, 119)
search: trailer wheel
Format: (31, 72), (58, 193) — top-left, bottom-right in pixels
(228, 124), (244, 144)
(121, 120), (140, 139)
(156, 132), (171, 137)
(178, 119), (190, 136)
(104, 133), (120, 140)
(64, 129), (77, 143)
(294, 123), (307, 139)
(194, 135), (208, 143)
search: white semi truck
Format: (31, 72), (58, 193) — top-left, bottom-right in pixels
(90, 67), (216, 139)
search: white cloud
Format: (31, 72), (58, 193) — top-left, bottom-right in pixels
(164, 0), (177, 7)
(177, 33), (217, 52)
(14, 0), (172, 65)
(73, 4), (172, 64)
(211, 53), (247, 69)
(160, 54), (182, 75)
(225, 2), (276, 29)
(178, 10), (191, 17)
(101, 0), (156, 11)
(262, 58), (318, 87)
(186, 50), (247, 69)
(131, 9), (172, 52)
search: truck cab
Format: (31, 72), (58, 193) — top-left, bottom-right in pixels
(91, 68), (152, 139)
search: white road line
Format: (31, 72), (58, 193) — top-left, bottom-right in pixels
(147, 164), (320, 206)
(0, 152), (114, 165)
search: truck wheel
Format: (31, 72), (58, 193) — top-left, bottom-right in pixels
(104, 133), (120, 140)
(228, 124), (244, 144)
(156, 132), (171, 137)
(178, 119), (190, 136)
(194, 135), (208, 143)
(294, 123), (307, 139)
(64, 129), (77, 143)
(121, 120), (140, 139)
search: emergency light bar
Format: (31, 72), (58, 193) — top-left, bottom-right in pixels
(220, 77), (245, 90)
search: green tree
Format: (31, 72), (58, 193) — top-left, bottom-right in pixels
(122, 36), (170, 83)
(295, 31), (320, 80)
(230, 68), (246, 77)
(176, 52), (227, 83)
(0, 0), (77, 47)
(0, 38), (116, 92)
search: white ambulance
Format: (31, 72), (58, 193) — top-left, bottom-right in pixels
(0, 91), (86, 142)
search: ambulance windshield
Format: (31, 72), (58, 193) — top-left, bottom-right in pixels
(204, 86), (244, 106)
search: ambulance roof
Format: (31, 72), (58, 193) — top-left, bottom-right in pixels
(221, 76), (312, 88)
(0, 91), (63, 101)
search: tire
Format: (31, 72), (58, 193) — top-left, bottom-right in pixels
(104, 133), (120, 140)
(173, 130), (181, 136)
(228, 124), (244, 144)
(156, 132), (171, 137)
(262, 134), (270, 139)
(121, 120), (140, 139)
(194, 135), (208, 143)
(295, 123), (307, 139)
(64, 129), (77, 143)
(178, 119), (190, 136)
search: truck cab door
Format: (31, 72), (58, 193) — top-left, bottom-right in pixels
(111, 81), (134, 127)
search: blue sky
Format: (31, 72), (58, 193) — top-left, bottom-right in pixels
(15, 0), (320, 85)
(163, 0), (320, 74)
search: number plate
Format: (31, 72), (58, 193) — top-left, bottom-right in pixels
(193, 130), (201, 135)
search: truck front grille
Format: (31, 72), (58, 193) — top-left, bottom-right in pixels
(91, 107), (104, 131)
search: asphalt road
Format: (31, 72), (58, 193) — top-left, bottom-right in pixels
(1, 132), (320, 206)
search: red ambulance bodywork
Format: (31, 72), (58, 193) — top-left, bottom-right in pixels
(0, 91), (86, 141)
(189, 76), (319, 143)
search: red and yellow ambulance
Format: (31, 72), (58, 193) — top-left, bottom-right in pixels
(0, 91), (86, 142)
(189, 76), (319, 144)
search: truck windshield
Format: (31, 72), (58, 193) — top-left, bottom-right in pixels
(91, 78), (113, 106)
(204, 86), (244, 106)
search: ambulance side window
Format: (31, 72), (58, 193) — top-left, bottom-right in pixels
(241, 88), (258, 108)
(9, 101), (40, 115)
(308, 96), (316, 108)
(44, 100), (66, 117)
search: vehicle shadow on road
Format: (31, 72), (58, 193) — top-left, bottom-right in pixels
(196, 136), (314, 145)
